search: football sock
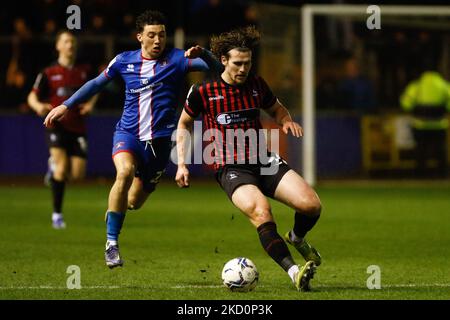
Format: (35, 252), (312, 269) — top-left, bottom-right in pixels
(257, 221), (296, 272)
(287, 265), (300, 282)
(50, 177), (65, 214)
(52, 212), (62, 219)
(106, 211), (126, 241)
(106, 240), (118, 247)
(293, 212), (320, 239)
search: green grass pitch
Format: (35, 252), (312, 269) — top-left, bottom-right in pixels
(1, 180), (449, 300)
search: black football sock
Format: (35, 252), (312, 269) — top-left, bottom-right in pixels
(257, 221), (296, 271)
(293, 212), (320, 239)
(50, 177), (65, 213)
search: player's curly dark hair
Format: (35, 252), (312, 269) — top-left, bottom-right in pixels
(210, 25), (261, 58)
(136, 10), (167, 33)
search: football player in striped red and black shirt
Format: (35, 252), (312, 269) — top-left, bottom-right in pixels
(176, 26), (322, 291)
(27, 30), (98, 229)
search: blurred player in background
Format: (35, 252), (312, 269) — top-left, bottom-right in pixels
(44, 10), (222, 268)
(176, 26), (322, 291)
(28, 30), (98, 229)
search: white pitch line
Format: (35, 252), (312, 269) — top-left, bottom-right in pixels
(0, 286), (121, 290)
(0, 283), (449, 290)
(170, 285), (226, 289)
(313, 284), (450, 289)
(0, 285), (223, 290)
(172, 283), (450, 289)
(382, 284), (450, 288)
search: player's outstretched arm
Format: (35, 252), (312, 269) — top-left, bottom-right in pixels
(175, 110), (195, 188)
(265, 100), (303, 138)
(63, 73), (110, 109)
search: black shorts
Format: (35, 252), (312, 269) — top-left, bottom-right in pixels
(215, 157), (292, 200)
(45, 128), (88, 158)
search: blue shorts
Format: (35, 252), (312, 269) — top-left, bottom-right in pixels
(112, 131), (173, 193)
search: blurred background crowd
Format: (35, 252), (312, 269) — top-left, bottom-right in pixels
(1, 0), (449, 178)
(1, 0), (260, 112)
(1, 0), (448, 114)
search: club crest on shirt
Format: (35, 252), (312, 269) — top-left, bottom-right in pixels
(56, 87), (75, 97)
(226, 171), (239, 181)
(50, 74), (63, 81)
(127, 64), (135, 72)
(115, 141), (125, 149)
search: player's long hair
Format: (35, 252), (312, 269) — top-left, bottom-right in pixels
(210, 25), (261, 58)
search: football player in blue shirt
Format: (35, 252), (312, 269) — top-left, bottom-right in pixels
(44, 10), (222, 268)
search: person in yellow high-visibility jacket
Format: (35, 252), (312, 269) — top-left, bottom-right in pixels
(400, 71), (450, 177)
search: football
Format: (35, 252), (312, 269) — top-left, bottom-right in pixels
(221, 257), (259, 292)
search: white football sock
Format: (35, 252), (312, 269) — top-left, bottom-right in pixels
(52, 212), (63, 221)
(106, 240), (118, 247)
(288, 265), (300, 282)
(290, 230), (304, 244)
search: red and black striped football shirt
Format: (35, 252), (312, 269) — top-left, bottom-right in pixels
(184, 75), (277, 170)
(32, 62), (91, 134)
